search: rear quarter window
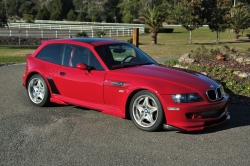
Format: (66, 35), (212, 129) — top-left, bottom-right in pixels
(36, 44), (64, 64)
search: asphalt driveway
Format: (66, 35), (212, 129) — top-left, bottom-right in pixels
(0, 64), (249, 165)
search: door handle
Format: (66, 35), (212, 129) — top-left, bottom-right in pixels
(59, 72), (66, 75)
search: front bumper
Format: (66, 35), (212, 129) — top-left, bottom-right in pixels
(160, 93), (230, 131)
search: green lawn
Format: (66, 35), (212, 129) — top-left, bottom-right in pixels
(1, 27), (250, 64)
(0, 45), (38, 64)
(113, 27), (250, 58)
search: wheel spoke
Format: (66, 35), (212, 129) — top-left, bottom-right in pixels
(38, 93), (44, 100)
(38, 80), (43, 88)
(149, 106), (157, 114)
(139, 114), (146, 124)
(136, 104), (144, 114)
(146, 114), (153, 124)
(143, 97), (149, 107)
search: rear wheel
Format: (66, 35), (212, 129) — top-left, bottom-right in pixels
(27, 74), (50, 107)
(129, 90), (164, 131)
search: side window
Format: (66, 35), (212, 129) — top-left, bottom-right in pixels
(62, 44), (104, 71)
(36, 44), (64, 65)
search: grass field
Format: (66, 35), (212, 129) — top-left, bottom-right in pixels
(1, 27), (250, 64)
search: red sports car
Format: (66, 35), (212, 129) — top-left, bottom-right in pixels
(23, 38), (230, 132)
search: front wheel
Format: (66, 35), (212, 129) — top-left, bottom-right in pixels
(27, 74), (50, 107)
(129, 90), (165, 131)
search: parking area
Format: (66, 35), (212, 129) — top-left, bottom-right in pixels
(0, 64), (250, 165)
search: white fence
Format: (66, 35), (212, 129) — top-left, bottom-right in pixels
(34, 20), (145, 27)
(0, 28), (135, 38)
(6, 23), (145, 33)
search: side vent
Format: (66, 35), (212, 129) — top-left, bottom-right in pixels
(46, 77), (60, 94)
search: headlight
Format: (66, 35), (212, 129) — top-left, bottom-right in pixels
(171, 93), (204, 103)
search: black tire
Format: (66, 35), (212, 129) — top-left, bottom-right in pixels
(129, 90), (164, 131)
(27, 74), (50, 107)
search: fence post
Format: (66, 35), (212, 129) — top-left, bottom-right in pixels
(110, 30), (111, 37)
(10, 30), (11, 36)
(26, 30), (28, 37)
(56, 30), (57, 38)
(50, 25), (51, 30)
(69, 30), (71, 38)
(60, 25), (62, 30)
(92, 30), (93, 38)
(39, 24), (40, 29)
(123, 27), (124, 36)
(41, 30), (43, 38)
(29, 24), (30, 29)
(117, 30), (118, 37)
(133, 28), (139, 47)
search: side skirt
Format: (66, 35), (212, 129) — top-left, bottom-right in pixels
(51, 95), (126, 118)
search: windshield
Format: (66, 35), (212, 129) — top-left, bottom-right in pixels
(94, 43), (156, 70)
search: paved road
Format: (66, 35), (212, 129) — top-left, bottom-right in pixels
(0, 64), (250, 166)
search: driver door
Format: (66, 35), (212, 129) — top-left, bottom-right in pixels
(55, 44), (106, 104)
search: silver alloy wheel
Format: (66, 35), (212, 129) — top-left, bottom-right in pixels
(28, 78), (45, 104)
(132, 95), (158, 128)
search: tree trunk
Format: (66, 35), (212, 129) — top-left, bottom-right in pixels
(234, 30), (239, 39)
(150, 30), (158, 44)
(216, 31), (219, 44)
(189, 30), (192, 44)
(3, 0), (8, 18)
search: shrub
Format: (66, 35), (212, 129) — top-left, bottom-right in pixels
(190, 45), (240, 61)
(127, 37), (133, 43)
(165, 59), (179, 65)
(23, 14), (34, 23)
(94, 30), (105, 38)
(76, 32), (88, 37)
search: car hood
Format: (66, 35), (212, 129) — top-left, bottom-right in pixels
(109, 64), (219, 94)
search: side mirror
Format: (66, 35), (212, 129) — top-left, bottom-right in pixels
(76, 63), (90, 75)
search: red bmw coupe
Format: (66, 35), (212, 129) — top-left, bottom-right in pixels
(23, 38), (230, 132)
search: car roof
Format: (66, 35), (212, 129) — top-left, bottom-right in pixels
(41, 38), (127, 46)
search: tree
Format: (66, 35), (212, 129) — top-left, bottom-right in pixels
(49, 0), (74, 20)
(49, 0), (63, 20)
(117, 0), (145, 23)
(0, 2), (8, 28)
(77, 10), (84, 21)
(91, 9), (102, 22)
(141, 6), (168, 44)
(230, 3), (250, 39)
(178, 0), (204, 44)
(103, 0), (122, 23)
(207, 0), (231, 44)
(36, 4), (50, 20)
(6, 0), (21, 16)
(73, 0), (85, 11)
(67, 9), (76, 21)
(18, 1), (36, 16)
